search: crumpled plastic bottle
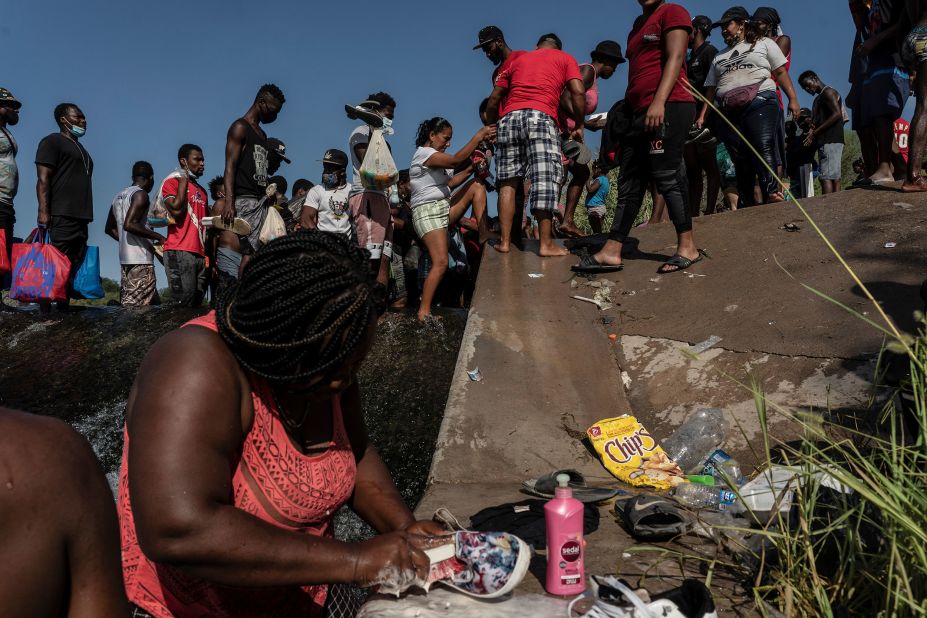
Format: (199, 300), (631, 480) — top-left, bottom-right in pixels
(661, 408), (726, 473)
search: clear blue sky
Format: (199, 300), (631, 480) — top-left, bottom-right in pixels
(3, 0), (894, 280)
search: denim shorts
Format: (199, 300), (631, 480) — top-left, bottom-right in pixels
(818, 143), (845, 181)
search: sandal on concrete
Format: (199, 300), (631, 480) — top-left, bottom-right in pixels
(572, 252), (623, 274)
(523, 469), (619, 503)
(657, 249), (709, 274)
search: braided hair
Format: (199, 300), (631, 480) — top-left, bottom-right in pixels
(415, 117), (452, 147)
(215, 231), (374, 385)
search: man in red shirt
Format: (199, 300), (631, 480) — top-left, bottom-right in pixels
(485, 37), (585, 257)
(161, 143), (208, 306)
(577, 0), (702, 275)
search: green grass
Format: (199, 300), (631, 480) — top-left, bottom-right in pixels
(739, 329), (927, 617)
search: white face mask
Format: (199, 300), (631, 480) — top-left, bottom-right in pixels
(381, 116), (394, 135)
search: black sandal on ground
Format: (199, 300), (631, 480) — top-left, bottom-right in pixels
(571, 252), (623, 274)
(657, 249), (709, 274)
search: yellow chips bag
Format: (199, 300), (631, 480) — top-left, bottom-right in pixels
(587, 415), (685, 490)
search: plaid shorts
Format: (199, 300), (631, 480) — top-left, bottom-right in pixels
(496, 109), (564, 213)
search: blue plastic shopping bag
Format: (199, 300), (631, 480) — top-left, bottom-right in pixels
(72, 245), (104, 299)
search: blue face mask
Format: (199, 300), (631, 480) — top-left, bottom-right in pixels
(381, 117), (394, 134)
(322, 172), (340, 188)
(67, 121), (86, 138)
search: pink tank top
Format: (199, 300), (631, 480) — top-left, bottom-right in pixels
(562, 63), (599, 132)
(117, 312), (357, 617)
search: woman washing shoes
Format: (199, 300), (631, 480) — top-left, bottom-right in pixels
(118, 232), (446, 618)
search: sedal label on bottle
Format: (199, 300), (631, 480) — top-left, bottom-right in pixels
(560, 540), (582, 563)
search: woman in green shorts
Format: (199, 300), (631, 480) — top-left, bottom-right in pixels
(410, 117), (495, 320)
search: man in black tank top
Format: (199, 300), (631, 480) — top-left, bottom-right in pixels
(217, 84), (285, 278)
(798, 71), (846, 194)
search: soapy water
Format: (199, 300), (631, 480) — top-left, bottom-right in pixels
(371, 565), (429, 598)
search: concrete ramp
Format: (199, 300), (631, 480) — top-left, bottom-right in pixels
(425, 240), (631, 489)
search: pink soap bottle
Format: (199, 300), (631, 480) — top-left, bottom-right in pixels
(545, 473), (586, 595)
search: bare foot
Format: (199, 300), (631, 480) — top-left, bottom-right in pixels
(901, 177), (927, 192)
(869, 173), (894, 184)
(558, 222), (584, 238)
(390, 299), (407, 309)
(491, 240), (511, 254)
(538, 243), (569, 257)
(591, 251), (622, 267)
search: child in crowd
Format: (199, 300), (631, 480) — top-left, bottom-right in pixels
(584, 162), (610, 234)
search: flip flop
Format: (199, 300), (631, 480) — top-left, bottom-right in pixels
(615, 494), (693, 541)
(424, 530), (531, 599)
(853, 176), (894, 187)
(657, 249), (709, 274)
(571, 252), (623, 274)
(522, 469), (620, 503)
(201, 216), (253, 236)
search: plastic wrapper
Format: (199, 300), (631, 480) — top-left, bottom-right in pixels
(587, 415), (685, 490)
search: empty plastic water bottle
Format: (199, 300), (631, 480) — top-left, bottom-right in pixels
(672, 483), (744, 513)
(702, 449), (746, 487)
(661, 408), (726, 473)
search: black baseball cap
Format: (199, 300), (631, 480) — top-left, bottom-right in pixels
(591, 40), (626, 64)
(752, 7), (782, 26)
(473, 25), (504, 50)
(692, 15), (713, 34)
(0, 88), (21, 109)
(321, 148), (349, 167)
(266, 138), (291, 164)
(713, 6), (749, 28)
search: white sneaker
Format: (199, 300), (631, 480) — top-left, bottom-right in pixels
(568, 576), (718, 618)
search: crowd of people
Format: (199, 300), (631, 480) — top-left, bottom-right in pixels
(1, 1), (924, 313)
(1, 1), (927, 616)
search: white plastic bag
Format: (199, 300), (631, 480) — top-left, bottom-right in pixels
(259, 206), (287, 245)
(359, 128), (398, 191)
(149, 171), (182, 227)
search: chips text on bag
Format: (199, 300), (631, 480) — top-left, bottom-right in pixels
(587, 415), (685, 490)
